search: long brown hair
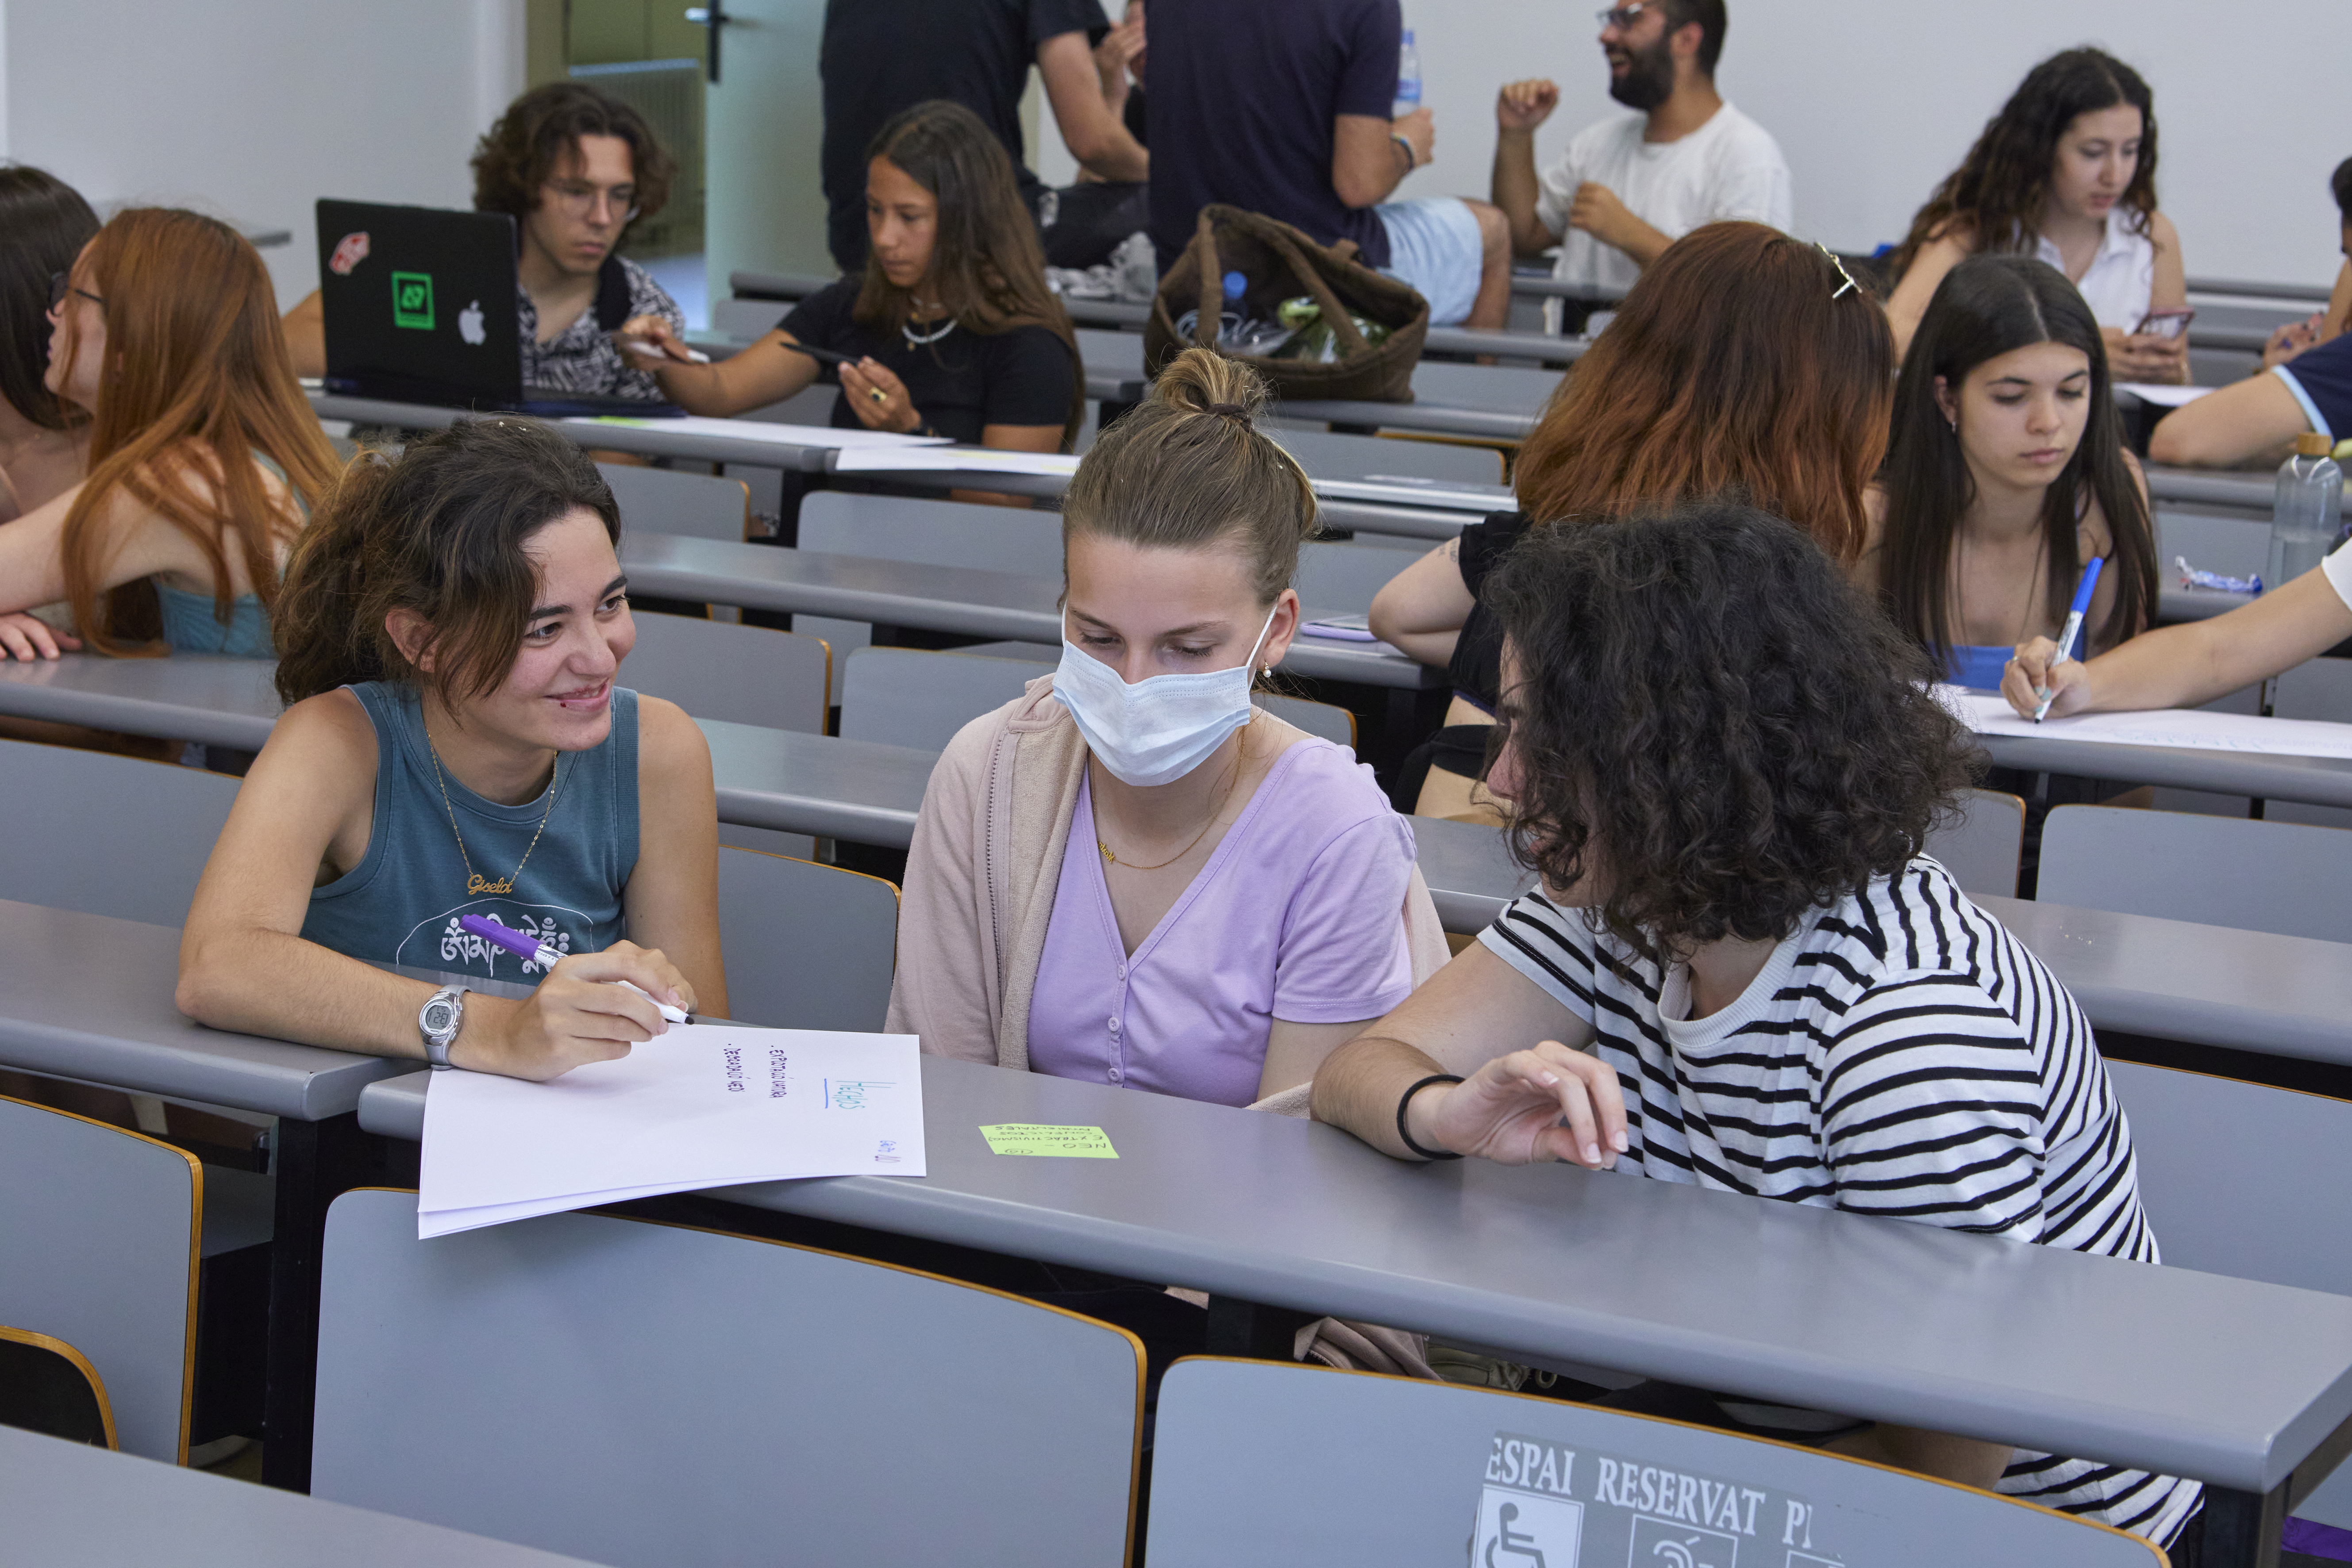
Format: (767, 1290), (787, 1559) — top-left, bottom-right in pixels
(853, 100), (1084, 450)
(1513, 223), (1894, 564)
(273, 420), (620, 709)
(1889, 48), (2159, 281)
(55, 208), (338, 655)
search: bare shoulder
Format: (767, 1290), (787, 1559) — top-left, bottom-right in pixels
(634, 693), (713, 786)
(2146, 209), (2181, 250)
(247, 687), (378, 797)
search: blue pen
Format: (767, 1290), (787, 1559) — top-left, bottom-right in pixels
(457, 913), (691, 1024)
(2032, 556), (2105, 723)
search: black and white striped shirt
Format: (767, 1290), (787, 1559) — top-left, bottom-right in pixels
(1480, 857), (2199, 1545)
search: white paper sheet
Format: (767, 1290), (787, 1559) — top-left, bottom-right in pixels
(1310, 477), (1513, 512)
(1934, 685), (2352, 759)
(563, 414), (950, 450)
(2116, 383), (2215, 409)
(419, 1026), (925, 1238)
(830, 447), (1082, 477)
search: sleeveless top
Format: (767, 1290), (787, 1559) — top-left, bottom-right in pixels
(153, 451), (306, 659)
(300, 682), (641, 982)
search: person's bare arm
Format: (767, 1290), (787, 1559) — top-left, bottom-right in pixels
(1311, 940), (1623, 1167)
(0, 482), (181, 614)
(177, 691), (695, 1077)
(2003, 562), (2352, 718)
(2325, 258), (2352, 341)
(1886, 229), (1972, 363)
(1491, 79), (1561, 257)
(624, 694), (728, 1018)
(2146, 371), (2307, 468)
(283, 290), (326, 379)
(1334, 111), (1428, 209)
(1038, 31), (1148, 182)
(1257, 1018), (1380, 1100)
(1565, 184), (1671, 270)
(1368, 537), (1474, 666)
(2105, 212), (2190, 384)
(1826, 1425), (2013, 1491)
(618, 317), (821, 416)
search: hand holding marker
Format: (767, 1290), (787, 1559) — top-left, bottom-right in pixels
(2032, 556), (2104, 723)
(458, 914), (693, 1024)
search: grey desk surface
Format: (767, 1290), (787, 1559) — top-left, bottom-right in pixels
(2145, 464), (2273, 514)
(0, 899), (407, 1120)
(308, 391), (838, 473)
(620, 534), (1442, 690)
(354, 1050), (2352, 1496)
(1971, 726), (2352, 808)
(0, 651), (279, 751)
(699, 717), (932, 847)
(0, 1422), (604, 1567)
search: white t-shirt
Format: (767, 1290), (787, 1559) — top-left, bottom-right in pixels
(2032, 205), (2156, 334)
(2325, 536), (2352, 611)
(1534, 102), (1794, 294)
(1479, 859), (2200, 1546)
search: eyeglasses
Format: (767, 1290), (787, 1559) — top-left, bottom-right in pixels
(47, 272), (104, 312)
(1818, 244), (1861, 301)
(541, 181), (641, 225)
(1596, 3), (1653, 28)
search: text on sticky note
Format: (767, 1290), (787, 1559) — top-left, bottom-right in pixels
(979, 1124), (1118, 1158)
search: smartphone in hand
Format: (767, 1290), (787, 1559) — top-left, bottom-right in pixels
(2133, 307), (2195, 340)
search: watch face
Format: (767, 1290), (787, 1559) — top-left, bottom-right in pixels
(423, 1000), (458, 1036)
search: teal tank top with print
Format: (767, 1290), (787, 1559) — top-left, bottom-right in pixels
(152, 450), (306, 659)
(300, 682), (640, 982)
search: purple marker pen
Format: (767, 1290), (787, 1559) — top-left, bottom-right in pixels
(457, 914), (692, 1024)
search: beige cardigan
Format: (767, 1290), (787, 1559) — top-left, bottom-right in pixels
(885, 675), (1452, 1070)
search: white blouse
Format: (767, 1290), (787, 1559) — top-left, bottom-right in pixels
(2032, 205), (2156, 333)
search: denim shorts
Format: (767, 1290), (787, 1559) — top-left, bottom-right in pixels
(1374, 196), (1482, 325)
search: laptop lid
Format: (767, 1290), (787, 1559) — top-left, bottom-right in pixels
(317, 200), (524, 408)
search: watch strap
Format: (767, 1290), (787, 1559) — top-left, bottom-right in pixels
(419, 986), (468, 1071)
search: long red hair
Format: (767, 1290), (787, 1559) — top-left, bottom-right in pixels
(1512, 222), (1893, 564)
(54, 208), (339, 655)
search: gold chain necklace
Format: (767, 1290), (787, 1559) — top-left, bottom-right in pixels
(426, 725), (563, 898)
(1098, 720), (1249, 873)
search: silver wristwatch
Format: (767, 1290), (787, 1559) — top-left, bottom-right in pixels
(418, 986), (468, 1071)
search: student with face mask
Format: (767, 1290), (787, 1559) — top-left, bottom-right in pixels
(888, 347), (1447, 1108)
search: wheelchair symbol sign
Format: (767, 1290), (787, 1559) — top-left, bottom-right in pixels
(1476, 1487), (1583, 1568)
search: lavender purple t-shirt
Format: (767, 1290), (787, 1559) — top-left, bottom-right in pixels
(1026, 736), (1417, 1107)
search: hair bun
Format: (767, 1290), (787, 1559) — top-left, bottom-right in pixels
(1151, 345), (1270, 422)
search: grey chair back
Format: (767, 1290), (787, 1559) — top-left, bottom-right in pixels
(0, 1097), (199, 1462)
(840, 647), (1044, 752)
(2154, 507), (2267, 582)
(1268, 426), (1502, 485)
(1409, 359), (1564, 416)
(2106, 1060), (2352, 1530)
(598, 464), (751, 543)
(716, 848), (898, 1031)
(797, 490), (1065, 578)
(1295, 538), (1427, 616)
(1924, 788), (2025, 898)
(0, 740), (239, 927)
(313, 1189), (1141, 1568)
(623, 613), (829, 734)
(2038, 805), (2352, 942)
(708, 297), (787, 341)
(2275, 655), (2352, 724)
(1147, 1358), (2160, 1567)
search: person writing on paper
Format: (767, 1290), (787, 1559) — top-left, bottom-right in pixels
(620, 100), (1081, 454)
(1863, 254), (2156, 693)
(0, 165), (100, 662)
(1369, 223), (1893, 820)
(283, 83), (686, 401)
(888, 349), (1446, 1107)
(0, 208), (336, 663)
(2003, 540), (2352, 722)
(1490, 2), (1793, 312)
(177, 420), (725, 1080)
(1885, 48), (2187, 382)
(1313, 508), (2202, 1556)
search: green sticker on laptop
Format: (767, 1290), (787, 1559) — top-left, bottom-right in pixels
(980, 1124), (1118, 1158)
(390, 271), (435, 330)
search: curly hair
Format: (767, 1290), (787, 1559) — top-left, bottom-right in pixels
(1890, 47), (2157, 281)
(1484, 504), (1979, 959)
(470, 81), (675, 231)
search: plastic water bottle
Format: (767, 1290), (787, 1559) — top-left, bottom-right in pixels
(1394, 29), (1421, 119)
(2267, 431), (2344, 592)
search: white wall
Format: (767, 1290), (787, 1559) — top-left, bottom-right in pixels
(1042, 0), (2348, 290)
(3, 0), (527, 309)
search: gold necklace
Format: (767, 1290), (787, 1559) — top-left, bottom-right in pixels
(426, 724), (563, 898)
(1097, 721), (1249, 873)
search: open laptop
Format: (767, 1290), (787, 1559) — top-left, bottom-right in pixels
(315, 198), (679, 416)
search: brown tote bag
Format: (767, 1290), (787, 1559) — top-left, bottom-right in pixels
(1145, 204), (1429, 404)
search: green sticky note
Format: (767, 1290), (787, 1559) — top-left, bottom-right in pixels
(980, 1123), (1118, 1158)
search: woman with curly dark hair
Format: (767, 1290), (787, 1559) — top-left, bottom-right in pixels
(1884, 47), (2186, 382)
(1312, 504), (2200, 1556)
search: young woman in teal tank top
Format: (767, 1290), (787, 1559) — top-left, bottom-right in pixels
(178, 420), (727, 1081)
(0, 208), (335, 662)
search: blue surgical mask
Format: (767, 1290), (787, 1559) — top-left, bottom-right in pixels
(1052, 605), (1280, 787)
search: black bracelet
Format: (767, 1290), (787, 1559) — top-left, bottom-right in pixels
(1396, 1073), (1465, 1160)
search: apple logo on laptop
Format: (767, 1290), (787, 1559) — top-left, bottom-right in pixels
(458, 300), (486, 346)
